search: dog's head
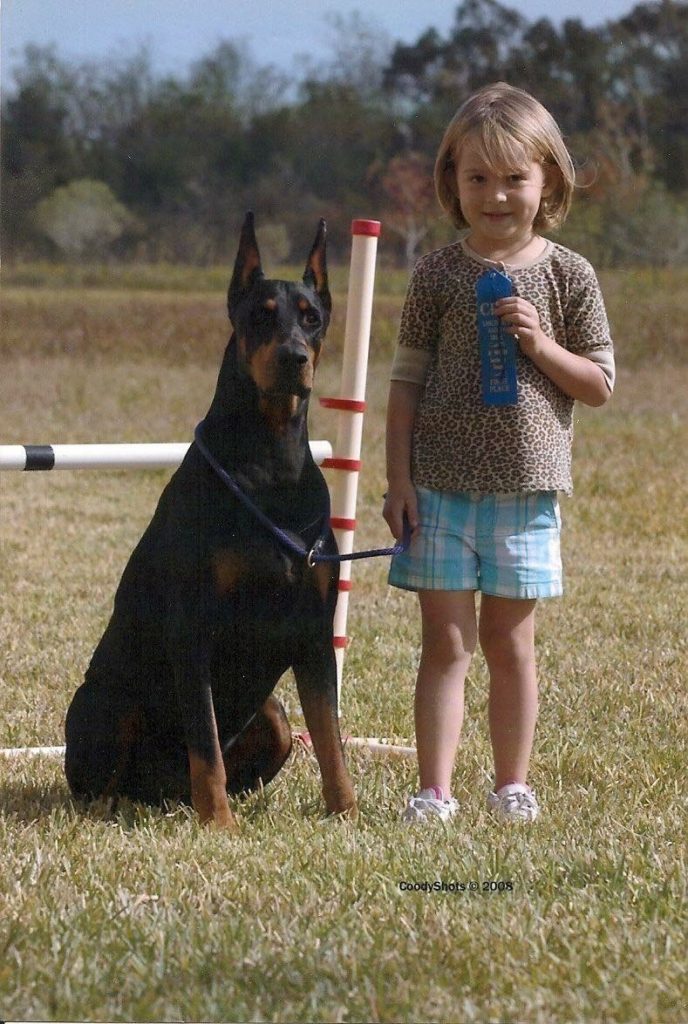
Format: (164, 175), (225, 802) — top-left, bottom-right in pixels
(227, 212), (331, 405)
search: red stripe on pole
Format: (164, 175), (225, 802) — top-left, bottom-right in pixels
(319, 397), (367, 413)
(352, 219), (381, 237)
(334, 636), (349, 648)
(321, 457), (362, 472)
(330, 516), (356, 531)
(338, 579), (353, 592)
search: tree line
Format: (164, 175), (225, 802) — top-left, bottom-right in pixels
(3, 0), (687, 267)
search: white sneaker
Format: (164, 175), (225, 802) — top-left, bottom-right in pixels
(403, 786), (459, 823)
(488, 783), (539, 822)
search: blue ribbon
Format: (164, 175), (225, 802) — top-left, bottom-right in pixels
(476, 269), (518, 406)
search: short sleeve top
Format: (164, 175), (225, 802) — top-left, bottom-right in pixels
(390, 239), (614, 495)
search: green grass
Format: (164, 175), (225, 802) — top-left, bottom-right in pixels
(0, 269), (687, 1023)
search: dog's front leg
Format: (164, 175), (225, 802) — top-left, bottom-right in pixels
(293, 647), (357, 819)
(173, 662), (237, 831)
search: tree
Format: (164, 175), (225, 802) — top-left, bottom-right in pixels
(378, 153), (436, 267)
(33, 179), (133, 259)
(383, 0), (528, 107)
(317, 11), (393, 96)
(2, 1), (686, 266)
(611, 0), (688, 191)
(1, 62), (75, 255)
(188, 40), (290, 122)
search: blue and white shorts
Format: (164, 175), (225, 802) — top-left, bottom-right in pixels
(388, 487), (563, 600)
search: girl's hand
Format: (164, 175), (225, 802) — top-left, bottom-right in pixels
(383, 483), (419, 542)
(494, 296), (552, 358)
(495, 295), (610, 405)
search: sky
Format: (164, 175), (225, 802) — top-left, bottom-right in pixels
(1, 0), (641, 89)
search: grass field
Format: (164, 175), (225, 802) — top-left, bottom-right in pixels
(1, 264), (687, 1023)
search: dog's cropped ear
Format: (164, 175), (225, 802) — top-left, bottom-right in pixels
(303, 219), (332, 316)
(228, 211), (264, 324)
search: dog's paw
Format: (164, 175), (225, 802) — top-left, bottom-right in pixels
(204, 806), (240, 833)
(340, 801), (359, 823)
(210, 813), (241, 833)
(323, 787), (358, 822)
(193, 791), (240, 833)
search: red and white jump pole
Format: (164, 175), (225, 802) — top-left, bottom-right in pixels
(314, 219), (415, 758)
(321, 219), (381, 690)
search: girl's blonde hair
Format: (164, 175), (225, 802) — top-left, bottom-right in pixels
(434, 82), (576, 231)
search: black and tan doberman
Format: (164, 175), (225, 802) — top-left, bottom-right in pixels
(65, 213), (357, 829)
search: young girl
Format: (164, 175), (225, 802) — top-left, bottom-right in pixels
(383, 82), (615, 823)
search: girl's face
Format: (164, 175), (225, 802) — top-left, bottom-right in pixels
(454, 135), (552, 255)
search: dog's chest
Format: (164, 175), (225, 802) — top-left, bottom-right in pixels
(210, 541), (311, 600)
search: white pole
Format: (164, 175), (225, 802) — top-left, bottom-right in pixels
(0, 440), (331, 471)
(0, 745), (65, 758)
(320, 219), (381, 698)
(344, 736), (416, 759)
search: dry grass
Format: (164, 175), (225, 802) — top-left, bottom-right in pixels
(0, 268), (687, 1023)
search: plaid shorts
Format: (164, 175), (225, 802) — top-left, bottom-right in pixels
(388, 487), (563, 600)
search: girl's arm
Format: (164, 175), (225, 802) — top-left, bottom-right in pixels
(495, 296), (611, 407)
(383, 380), (423, 539)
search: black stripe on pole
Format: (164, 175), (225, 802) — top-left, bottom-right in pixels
(24, 445), (56, 470)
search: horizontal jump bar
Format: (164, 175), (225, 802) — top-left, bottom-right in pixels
(1, 736), (418, 761)
(0, 745), (65, 758)
(0, 440), (332, 471)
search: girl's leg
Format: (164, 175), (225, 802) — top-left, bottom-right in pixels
(415, 590), (478, 795)
(479, 595), (538, 790)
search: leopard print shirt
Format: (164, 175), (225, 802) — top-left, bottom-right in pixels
(390, 239), (614, 496)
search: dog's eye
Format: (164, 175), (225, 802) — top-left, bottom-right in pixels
(302, 308), (320, 327)
(251, 302), (276, 328)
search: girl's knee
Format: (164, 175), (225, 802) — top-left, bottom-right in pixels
(479, 597), (536, 668)
(419, 590), (478, 661)
(421, 625), (476, 674)
(482, 635), (535, 679)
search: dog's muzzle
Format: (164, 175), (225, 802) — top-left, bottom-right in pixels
(276, 343), (314, 394)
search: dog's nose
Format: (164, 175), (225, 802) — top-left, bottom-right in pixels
(279, 342), (309, 366)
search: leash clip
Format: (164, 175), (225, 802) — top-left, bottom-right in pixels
(307, 538), (325, 568)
